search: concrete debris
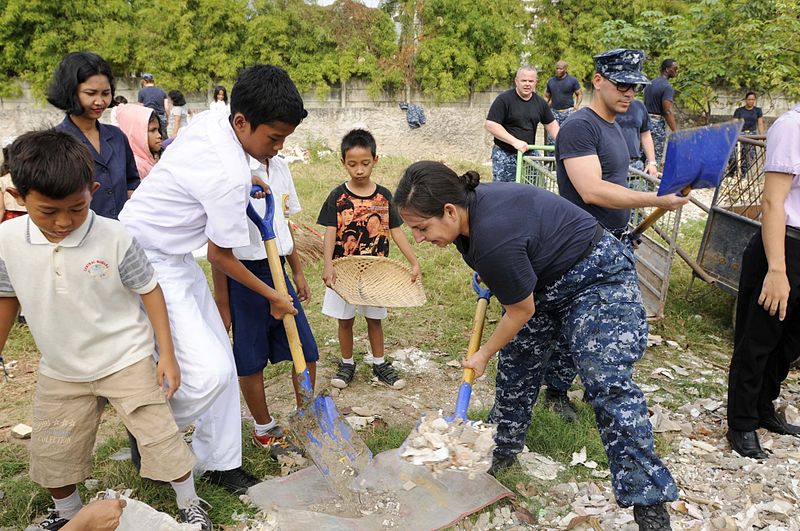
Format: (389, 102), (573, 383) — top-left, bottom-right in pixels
(11, 423), (31, 439)
(518, 451), (566, 480)
(649, 404), (682, 432)
(276, 452), (308, 477)
(386, 347), (440, 374)
(401, 412), (495, 474)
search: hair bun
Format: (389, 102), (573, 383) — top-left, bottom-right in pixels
(459, 170), (481, 191)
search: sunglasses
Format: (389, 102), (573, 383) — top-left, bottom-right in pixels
(607, 78), (645, 93)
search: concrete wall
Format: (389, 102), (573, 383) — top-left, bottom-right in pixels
(2, 77), (797, 164)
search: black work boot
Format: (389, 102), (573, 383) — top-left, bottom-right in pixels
(487, 453), (518, 476)
(726, 429), (768, 460)
(633, 503), (670, 530)
(543, 388), (578, 422)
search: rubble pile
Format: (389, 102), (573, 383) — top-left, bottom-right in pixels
(401, 413), (496, 474)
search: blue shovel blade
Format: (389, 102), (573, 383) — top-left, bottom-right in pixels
(658, 120), (743, 196)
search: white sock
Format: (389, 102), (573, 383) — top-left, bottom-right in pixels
(341, 357), (355, 365)
(171, 472), (199, 510)
(254, 417), (277, 436)
(53, 489), (83, 520)
(372, 356), (385, 365)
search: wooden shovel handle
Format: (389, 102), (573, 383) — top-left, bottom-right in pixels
(263, 239), (306, 374)
(631, 185), (692, 237)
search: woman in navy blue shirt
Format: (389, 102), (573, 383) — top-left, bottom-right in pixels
(395, 161), (677, 530)
(48, 52), (139, 219)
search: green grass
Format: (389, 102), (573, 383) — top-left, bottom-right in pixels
(0, 157), (739, 527)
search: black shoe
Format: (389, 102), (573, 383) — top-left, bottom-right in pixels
(202, 467), (259, 494)
(543, 388), (578, 422)
(28, 509), (69, 530)
(177, 498), (213, 530)
(487, 453), (518, 476)
(331, 360), (356, 389)
(127, 430), (167, 486)
(726, 429), (768, 460)
(372, 360), (406, 390)
(759, 412), (800, 435)
(633, 503), (670, 531)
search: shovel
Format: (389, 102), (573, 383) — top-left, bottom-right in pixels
(629, 120), (743, 241)
(447, 272), (493, 422)
(246, 187), (372, 495)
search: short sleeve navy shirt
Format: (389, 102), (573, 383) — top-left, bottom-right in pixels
(546, 75), (582, 110)
(487, 89), (555, 154)
(644, 76), (675, 116)
(453, 183), (597, 305)
(733, 106), (763, 132)
(556, 108), (631, 231)
(138, 86), (167, 114)
(615, 100), (651, 159)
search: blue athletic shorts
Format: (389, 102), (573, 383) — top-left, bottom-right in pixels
(228, 259), (319, 376)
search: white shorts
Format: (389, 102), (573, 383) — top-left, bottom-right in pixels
(322, 287), (388, 320)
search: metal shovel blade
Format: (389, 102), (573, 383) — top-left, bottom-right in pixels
(289, 390), (373, 495)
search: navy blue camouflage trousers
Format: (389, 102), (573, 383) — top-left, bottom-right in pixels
(491, 146), (518, 182)
(546, 107), (574, 145)
(650, 115), (667, 166)
(488, 232), (678, 507)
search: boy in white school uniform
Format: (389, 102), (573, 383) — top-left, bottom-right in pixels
(212, 155), (318, 458)
(119, 64), (307, 493)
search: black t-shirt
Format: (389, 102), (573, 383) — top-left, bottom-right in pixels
(317, 182), (401, 259)
(487, 89), (555, 154)
(733, 106), (763, 132)
(138, 86), (167, 114)
(545, 75), (581, 110)
(454, 183), (597, 305)
(644, 76), (674, 116)
(615, 100), (651, 159)
(556, 108), (631, 231)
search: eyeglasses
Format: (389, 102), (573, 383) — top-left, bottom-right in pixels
(607, 78), (644, 93)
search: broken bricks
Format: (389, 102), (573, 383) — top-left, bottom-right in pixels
(400, 412), (495, 474)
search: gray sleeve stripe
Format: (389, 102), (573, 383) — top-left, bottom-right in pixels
(119, 238), (156, 291)
(0, 256), (13, 294)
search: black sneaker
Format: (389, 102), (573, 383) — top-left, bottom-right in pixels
(28, 509), (68, 530)
(331, 360), (356, 389)
(202, 467), (259, 494)
(543, 388), (578, 422)
(487, 453), (518, 477)
(633, 503), (671, 531)
(372, 360), (406, 390)
(178, 498), (213, 530)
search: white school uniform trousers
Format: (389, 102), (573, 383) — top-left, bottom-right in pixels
(120, 111), (253, 472)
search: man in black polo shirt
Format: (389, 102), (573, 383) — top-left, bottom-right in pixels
(542, 50), (689, 442)
(643, 59), (679, 165)
(544, 60), (583, 144)
(485, 66), (560, 182)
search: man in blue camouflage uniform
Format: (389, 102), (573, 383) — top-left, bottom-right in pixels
(644, 59), (679, 166)
(542, 50), (689, 427)
(486, 66), (560, 182)
(544, 60), (583, 145)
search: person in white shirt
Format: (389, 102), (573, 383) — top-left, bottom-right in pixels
(212, 155), (318, 459)
(119, 64), (307, 494)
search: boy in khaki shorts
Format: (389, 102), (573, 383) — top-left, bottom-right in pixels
(0, 131), (211, 530)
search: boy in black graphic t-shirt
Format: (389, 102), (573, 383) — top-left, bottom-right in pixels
(316, 129), (420, 390)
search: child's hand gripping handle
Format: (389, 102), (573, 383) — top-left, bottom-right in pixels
(451, 273), (493, 421)
(247, 186), (313, 400)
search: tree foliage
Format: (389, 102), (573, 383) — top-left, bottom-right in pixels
(0, 0), (798, 108)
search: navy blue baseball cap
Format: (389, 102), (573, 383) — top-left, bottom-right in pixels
(142, 73), (154, 81)
(593, 49), (649, 85)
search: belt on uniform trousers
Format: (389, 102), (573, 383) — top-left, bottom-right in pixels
(608, 227), (627, 240)
(571, 224), (605, 268)
(648, 114), (665, 120)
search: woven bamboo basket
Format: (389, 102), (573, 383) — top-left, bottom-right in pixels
(331, 256), (426, 308)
